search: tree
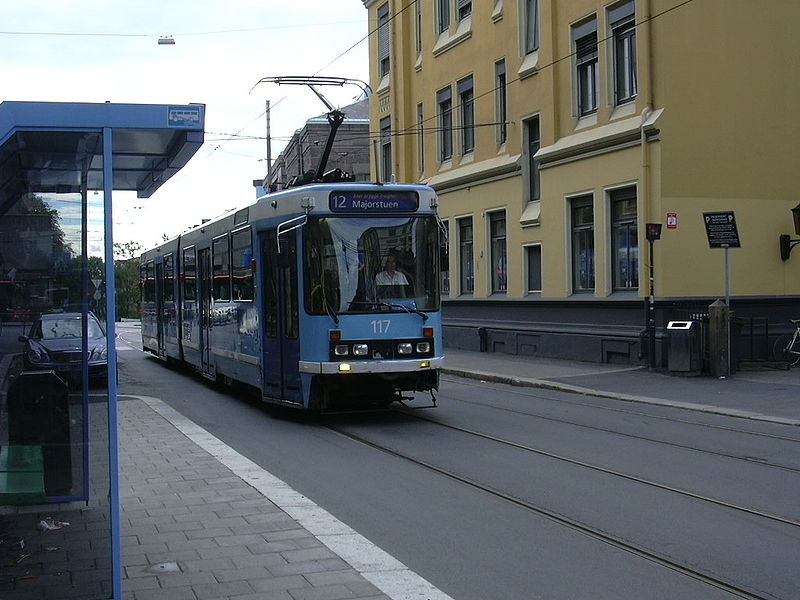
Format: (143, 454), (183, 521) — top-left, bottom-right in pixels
(114, 241), (142, 319)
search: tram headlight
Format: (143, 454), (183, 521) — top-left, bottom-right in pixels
(416, 342), (431, 354)
(334, 344), (349, 356)
(398, 342), (413, 355)
(352, 343), (369, 356)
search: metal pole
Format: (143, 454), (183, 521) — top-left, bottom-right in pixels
(725, 246), (731, 374)
(102, 127), (123, 600)
(265, 100), (272, 189)
(648, 238), (656, 370)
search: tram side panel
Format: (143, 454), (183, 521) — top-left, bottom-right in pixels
(208, 227), (261, 388)
(178, 243), (202, 371)
(140, 259), (157, 354)
(259, 227), (303, 405)
(161, 249), (182, 362)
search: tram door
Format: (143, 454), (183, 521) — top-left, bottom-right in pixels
(197, 248), (215, 379)
(261, 230), (302, 404)
(155, 262), (166, 357)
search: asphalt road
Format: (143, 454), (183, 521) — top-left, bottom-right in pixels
(116, 323), (800, 600)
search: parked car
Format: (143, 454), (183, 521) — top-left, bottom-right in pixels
(18, 311), (108, 385)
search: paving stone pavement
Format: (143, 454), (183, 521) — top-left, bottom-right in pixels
(119, 398), (394, 600)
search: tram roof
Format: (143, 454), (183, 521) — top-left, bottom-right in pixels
(0, 100), (205, 215)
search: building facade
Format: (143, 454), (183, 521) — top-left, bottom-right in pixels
(266, 98), (371, 191)
(361, 0), (800, 365)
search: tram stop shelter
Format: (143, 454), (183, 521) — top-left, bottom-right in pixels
(0, 100), (204, 599)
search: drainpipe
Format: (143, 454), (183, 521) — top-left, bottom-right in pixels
(641, 105), (654, 368)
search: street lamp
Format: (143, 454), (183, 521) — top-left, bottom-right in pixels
(779, 203), (800, 261)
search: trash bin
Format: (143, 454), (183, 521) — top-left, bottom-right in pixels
(667, 320), (702, 375)
(7, 371), (72, 496)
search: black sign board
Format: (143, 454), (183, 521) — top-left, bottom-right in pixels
(703, 211), (741, 248)
(329, 190), (419, 213)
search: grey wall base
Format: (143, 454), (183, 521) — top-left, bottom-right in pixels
(442, 296), (799, 367)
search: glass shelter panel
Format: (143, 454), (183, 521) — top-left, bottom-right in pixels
(0, 130), (113, 598)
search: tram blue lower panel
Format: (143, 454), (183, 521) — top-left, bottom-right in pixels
(213, 353), (260, 388)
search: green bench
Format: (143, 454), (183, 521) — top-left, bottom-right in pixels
(0, 445), (46, 505)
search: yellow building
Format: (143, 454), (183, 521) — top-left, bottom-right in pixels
(361, 0), (800, 365)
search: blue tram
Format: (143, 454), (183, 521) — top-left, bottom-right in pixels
(140, 183), (443, 410)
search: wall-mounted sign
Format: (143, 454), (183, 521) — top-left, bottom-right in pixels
(667, 213), (678, 229)
(168, 105), (202, 128)
(703, 211), (741, 248)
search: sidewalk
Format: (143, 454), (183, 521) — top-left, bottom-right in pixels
(119, 396), (452, 600)
(442, 349), (800, 426)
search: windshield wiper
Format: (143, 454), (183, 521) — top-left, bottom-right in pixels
(378, 301), (428, 321)
(322, 292), (339, 324)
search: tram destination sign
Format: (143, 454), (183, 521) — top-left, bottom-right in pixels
(703, 211), (741, 248)
(329, 190), (419, 213)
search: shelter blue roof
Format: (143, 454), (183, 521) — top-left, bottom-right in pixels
(0, 100), (204, 207)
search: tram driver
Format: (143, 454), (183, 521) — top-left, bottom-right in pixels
(374, 253), (412, 300)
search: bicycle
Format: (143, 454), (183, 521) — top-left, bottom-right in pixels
(773, 320), (800, 366)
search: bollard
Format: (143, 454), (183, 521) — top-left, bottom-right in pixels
(708, 299), (730, 378)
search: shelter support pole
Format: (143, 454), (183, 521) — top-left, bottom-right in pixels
(103, 126), (123, 599)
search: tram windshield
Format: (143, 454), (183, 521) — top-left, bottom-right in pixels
(305, 216), (439, 315)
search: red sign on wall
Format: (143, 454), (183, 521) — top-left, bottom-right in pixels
(666, 213), (678, 229)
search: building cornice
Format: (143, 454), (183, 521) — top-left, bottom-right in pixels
(424, 153), (521, 193)
(537, 108), (663, 168)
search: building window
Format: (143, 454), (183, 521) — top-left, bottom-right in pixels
(574, 19), (598, 116)
(526, 245), (542, 293)
(378, 3), (391, 77)
(458, 0), (472, 21)
(610, 2), (637, 105)
(438, 0), (450, 33)
(458, 76), (475, 155)
(440, 220), (450, 296)
(231, 227), (254, 301)
(380, 116), (392, 182)
(525, 117), (540, 202)
(458, 217), (474, 294)
(437, 86), (453, 162)
(610, 187), (638, 290)
(415, 0), (422, 54)
(525, 0), (539, 53)
(495, 60), (507, 144)
(571, 196), (595, 292)
(212, 235), (231, 301)
(417, 103), (425, 173)
(489, 211), (507, 293)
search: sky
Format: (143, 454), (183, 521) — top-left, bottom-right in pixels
(0, 0), (372, 254)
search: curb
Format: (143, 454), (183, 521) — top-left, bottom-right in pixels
(441, 367), (800, 427)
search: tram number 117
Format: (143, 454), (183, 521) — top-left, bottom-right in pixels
(371, 319), (391, 334)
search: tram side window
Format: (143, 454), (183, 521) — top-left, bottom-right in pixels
(144, 262), (156, 302)
(163, 253), (175, 302)
(213, 236), (231, 301)
(231, 228), (254, 301)
(183, 247), (197, 301)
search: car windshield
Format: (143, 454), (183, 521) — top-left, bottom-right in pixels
(37, 316), (104, 340)
(304, 216), (440, 315)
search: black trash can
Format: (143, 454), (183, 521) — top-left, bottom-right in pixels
(667, 320), (702, 375)
(7, 371), (72, 496)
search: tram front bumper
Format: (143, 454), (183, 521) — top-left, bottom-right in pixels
(299, 356), (444, 375)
